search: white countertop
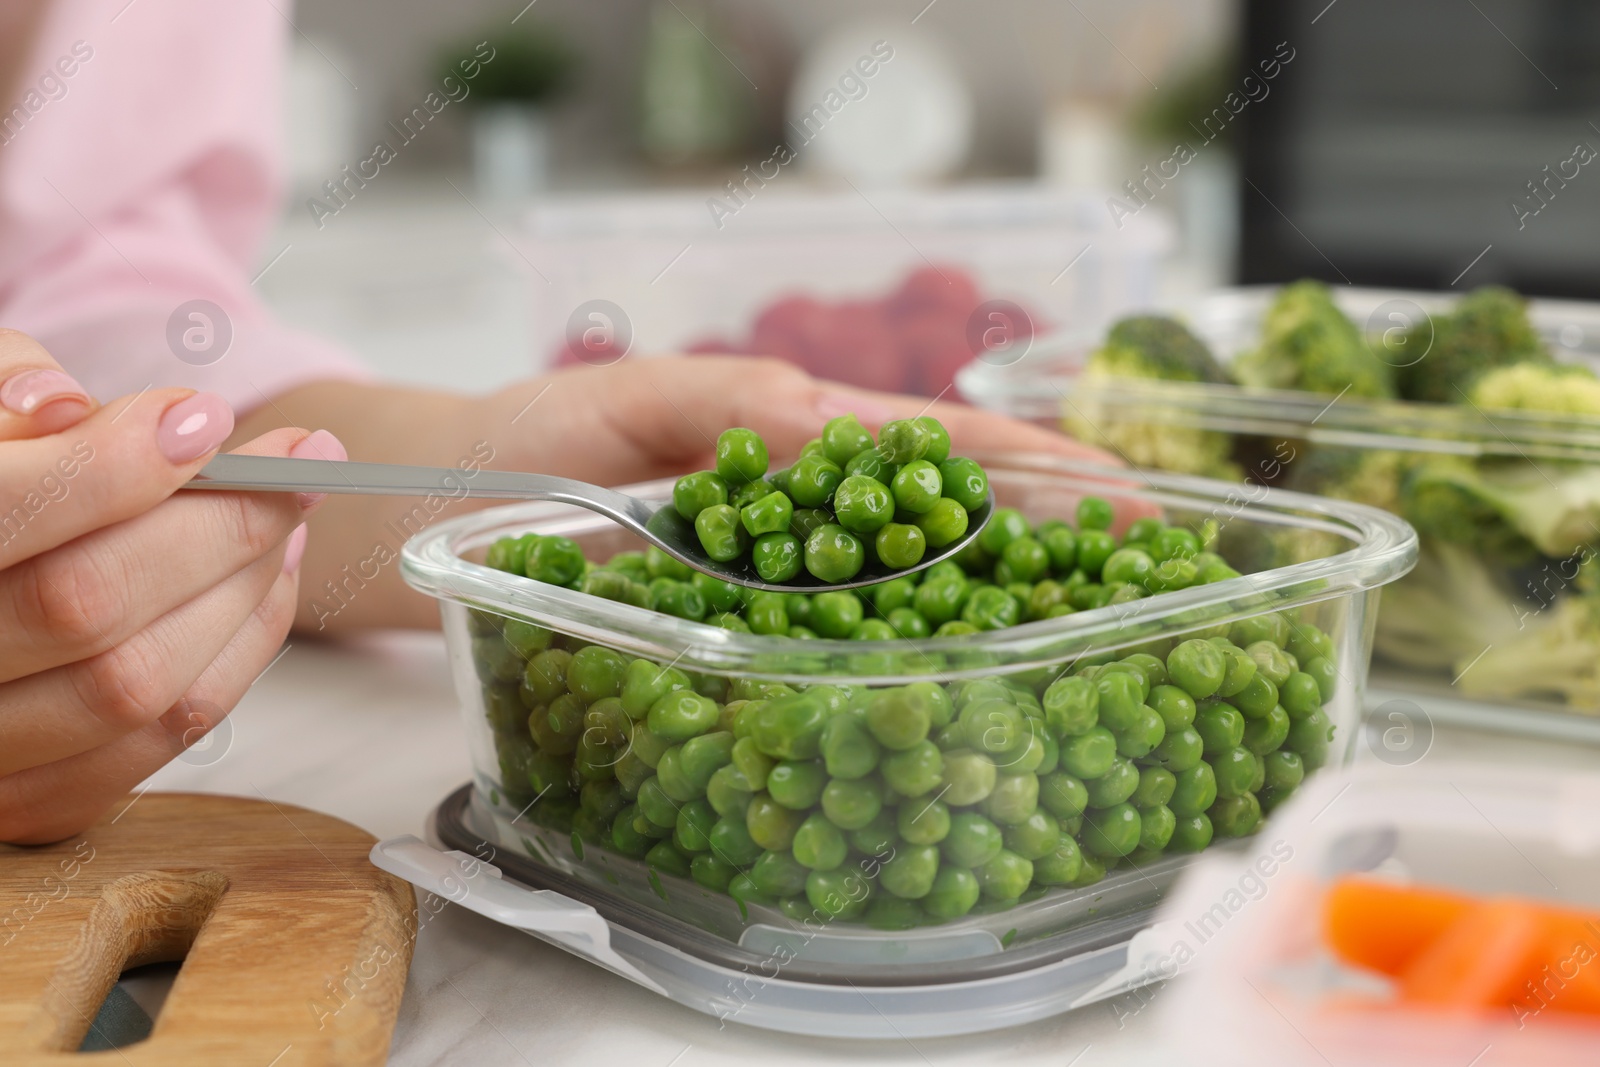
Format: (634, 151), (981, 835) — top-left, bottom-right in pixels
(142, 630), (1600, 1067)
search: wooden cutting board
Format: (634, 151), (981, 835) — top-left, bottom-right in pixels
(0, 793), (416, 1065)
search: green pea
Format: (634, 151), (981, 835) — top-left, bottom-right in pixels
(673, 470), (729, 522)
(852, 619), (897, 641)
(1286, 622), (1334, 665)
(738, 492), (794, 540)
(912, 498), (970, 549)
(1213, 644), (1256, 698)
(715, 427), (768, 484)
(1076, 496), (1114, 530)
(844, 447), (897, 484)
(524, 536), (586, 586)
(819, 714), (880, 780)
(1287, 708), (1334, 770)
(1147, 685), (1196, 731)
(767, 759), (827, 809)
(706, 764), (754, 818)
(1281, 672), (1323, 720)
(874, 523), (928, 570)
(810, 590), (864, 638)
(867, 687), (933, 750)
(804, 523), (866, 583)
(651, 581), (706, 621)
(690, 853), (738, 892)
(708, 612), (750, 633)
(940, 748), (998, 805)
(610, 804), (653, 856)
(961, 585), (1020, 631)
(687, 572), (739, 614)
(821, 413), (875, 467)
(645, 544), (694, 581)
(739, 592), (785, 636)
(1168, 812), (1214, 852)
(746, 849), (807, 898)
(522, 648), (572, 707)
(923, 866), (981, 920)
(1114, 704), (1166, 760)
(849, 809), (898, 858)
(1243, 704), (1291, 755)
(1263, 750), (1305, 793)
(816, 778), (880, 830)
(694, 504), (749, 563)
(807, 867), (873, 920)
(882, 741), (944, 797)
(1194, 701), (1246, 756)
(731, 735), (775, 789)
(1231, 672), (1279, 718)
(1169, 762), (1218, 818)
(914, 577), (969, 624)
(750, 692), (830, 760)
(1124, 517), (1164, 544)
(977, 849), (1035, 901)
(1093, 672), (1145, 733)
(890, 460), (943, 515)
(645, 839), (692, 877)
(792, 812), (848, 870)
(878, 844), (939, 900)
(728, 872), (772, 907)
(1076, 530), (1117, 577)
(1042, 676), (1099, 737)
(502, 618), (555, 659)
(1101, 548), (1155, 586)
(1040, 524), (1077, 572)
(1167, 639), (1227, 700)
(877, 419), (931, 463)
(1151, 527), (1201, 563)
(789, 506), (833, 541)
(745, 795), (804, 851)
(1131, 766), (1177, 808)
(1305, 656), (1338, 702)
(871, 576), (918, 615)
(655, 746), (700, 802)
(1212, 745), (1260, 800)
(1084, 757), (1140, 808)
(1138, 804), (1177, 851)
(998, 729), (1048, 776)
(636, 776), (680, 829)
(1145, 558), (1199, 593)
(1059, 727), (1118, 779)
(981, 771), (1039, 825)
(566, 646), (627, 704)
(1083, 803), (1141, 858)
(673, 797), (717, 852)
(833, 474), (895, 534)
(1209, 792), (1262, 838)
(706, 812), (762, 866)
(884, 605), (931, 640)
(647, 690), (720, 742)
(1001, 810), (1061, 861)
(1032, 838), (1084, 885)
(485, 535), (531, 575)
(915, 416), (952, 463)
(1039, 771), (1089, 821)
(889, 801), (949, 851)
(959, 698), (1025, 755)
(787, 454), (844, 509)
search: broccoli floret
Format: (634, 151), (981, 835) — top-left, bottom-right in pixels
(1093, 315), (1233, 385)
(1285, 446), (1404, 512)
(1469, 361), (1600, 415)
(1065, 315), (1240, 478)
(1232, 280), (1394, 398)
(1399, 455), (1600, 562)
(1399, 286), (1549, 404)
(1378, 543), (1600, 706)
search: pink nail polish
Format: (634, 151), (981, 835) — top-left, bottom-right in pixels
(0, 368), (91, 415)
(289, 429), (347, 506)
(816, 392), (896, 424)
(157, 392), (235, 463)
(282, 524), (308, 574)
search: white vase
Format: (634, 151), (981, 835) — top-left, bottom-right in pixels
(471, 104), (551, 201)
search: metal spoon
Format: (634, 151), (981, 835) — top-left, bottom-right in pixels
(184, 453), (994, 593)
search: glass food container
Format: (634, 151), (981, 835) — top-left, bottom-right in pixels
(383, 454), (1414, 1036)
(959, 287), (1600, 736)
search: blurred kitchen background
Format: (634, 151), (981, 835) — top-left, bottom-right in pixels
(264, 0), (1600, 395)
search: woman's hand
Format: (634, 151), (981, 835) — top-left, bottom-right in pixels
(232, 355), (1117, 633)
(0, 330), (338, 843)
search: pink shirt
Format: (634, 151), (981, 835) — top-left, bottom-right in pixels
(0, 0), (367, 413)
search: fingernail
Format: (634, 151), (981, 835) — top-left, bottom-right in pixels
(1, 368), (91, 415)
(157, 392), (234, 463)
(282, 524), (308, 575)
(289, 429), (347, 506)
(816, 392), (895, 424)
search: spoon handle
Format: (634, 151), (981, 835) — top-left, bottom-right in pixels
(184, 454), (650, 526)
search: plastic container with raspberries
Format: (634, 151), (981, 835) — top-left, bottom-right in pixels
(373, 453), (1416, 1037)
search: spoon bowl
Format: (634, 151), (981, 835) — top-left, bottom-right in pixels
(186, 454), (994, 593)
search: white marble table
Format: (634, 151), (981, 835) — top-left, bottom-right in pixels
(145, 632), (1600, 1067)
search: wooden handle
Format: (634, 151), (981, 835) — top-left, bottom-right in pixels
(0, 794), (417, 1066)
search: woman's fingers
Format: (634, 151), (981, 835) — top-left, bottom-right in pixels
(0, 427), (326, 681)
(0, 528), (299, 776)
(0, 387), (234, 568)
(0, 555), (301, 844)
(0, 329), (97, 441)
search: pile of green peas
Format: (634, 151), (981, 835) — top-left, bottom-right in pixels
(471, 498), (1341, 928)
(668, 415), (990, 584)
